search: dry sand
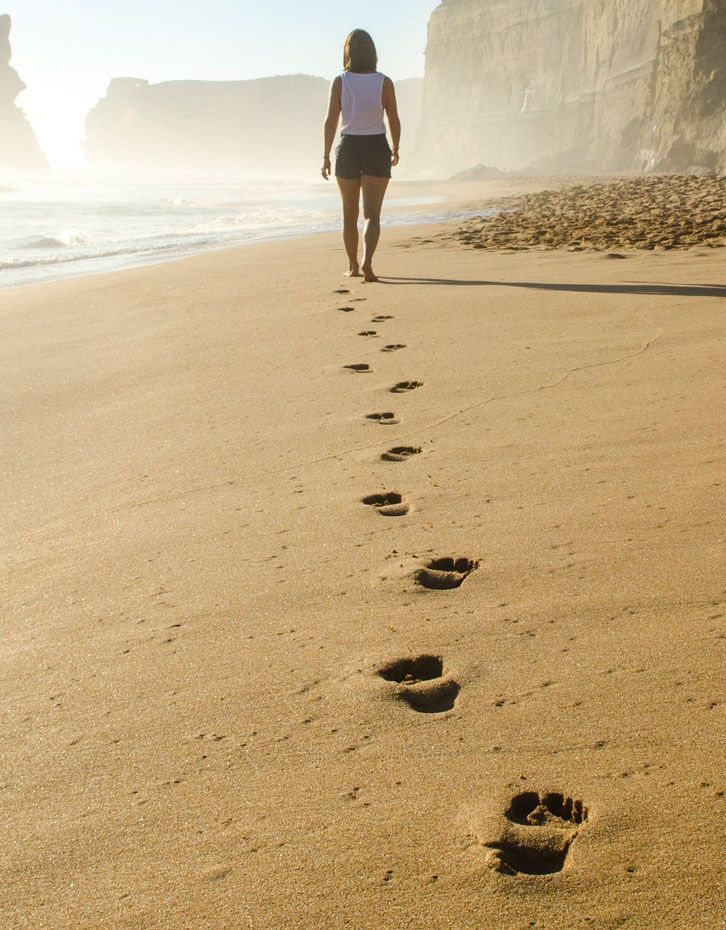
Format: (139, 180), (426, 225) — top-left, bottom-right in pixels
(1, 194), (725, 929)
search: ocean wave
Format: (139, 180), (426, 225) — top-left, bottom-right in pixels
(11, 230), (95, 250)
(0, 178), (458, 289)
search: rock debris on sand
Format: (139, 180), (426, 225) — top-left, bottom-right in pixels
(453, 176), (726, 252)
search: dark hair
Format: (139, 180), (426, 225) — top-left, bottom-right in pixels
(343, 29), (378, 73)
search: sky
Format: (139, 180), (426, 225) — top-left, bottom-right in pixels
(5, 0), (440, 169)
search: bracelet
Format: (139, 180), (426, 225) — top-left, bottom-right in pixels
(323, 155), (331, 161)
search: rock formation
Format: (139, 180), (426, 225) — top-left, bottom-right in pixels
(413, 0), (726, 176)
(84, 75), (423, 176)
(0, 14), (49, 174)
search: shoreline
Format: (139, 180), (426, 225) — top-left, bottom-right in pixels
(2, 203), (725, 929)
(1, 178), (469, 292)
(5, 172), (722, 293)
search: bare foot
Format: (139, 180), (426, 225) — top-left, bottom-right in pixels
(345, 266), (362, 278)
(362, 265), (378, 283)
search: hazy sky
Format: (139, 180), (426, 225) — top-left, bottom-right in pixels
(5, 0), (440, 168)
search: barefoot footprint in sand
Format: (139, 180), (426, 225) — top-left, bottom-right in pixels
(416, 557), (479, 590)
(381, 446), (422, 462)
(470, 791), (590, 876)
(390, 380), (423, 393)
(365, 412), (399, 425)
(361, 492), (409, 516)
(378, 655), (460, 713)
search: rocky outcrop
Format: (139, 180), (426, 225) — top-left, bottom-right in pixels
(84, 75), (423, 176)
(0, 14), (49, 174)
(413, 0), (726, 176)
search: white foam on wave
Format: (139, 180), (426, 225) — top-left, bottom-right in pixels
(12, 229), (95, 250)
(0, 176), (457, 289)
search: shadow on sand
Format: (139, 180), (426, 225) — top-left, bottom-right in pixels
(378, 277), (726, 298)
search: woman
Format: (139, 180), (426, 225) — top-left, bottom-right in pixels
(322, 29), (401, 283)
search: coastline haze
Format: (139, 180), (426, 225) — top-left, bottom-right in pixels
(2, 0), (439, 170)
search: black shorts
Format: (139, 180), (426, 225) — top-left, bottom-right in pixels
(335, 134), (392, 180)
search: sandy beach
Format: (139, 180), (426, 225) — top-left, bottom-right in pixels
(1, 187), (725, 929)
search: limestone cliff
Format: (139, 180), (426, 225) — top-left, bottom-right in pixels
(84, 75), (423, 176)
(413, 0), (726, 175)
(0, 14), (49, 174)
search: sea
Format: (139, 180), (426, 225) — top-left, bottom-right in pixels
(0, 173), (456, 290)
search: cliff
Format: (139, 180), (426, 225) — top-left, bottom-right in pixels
(84, 75), (423, 176)
(0, 14), (49, 174)
(413, 0), (726, 176)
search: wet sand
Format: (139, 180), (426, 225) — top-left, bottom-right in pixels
(1, 201), (725, 928)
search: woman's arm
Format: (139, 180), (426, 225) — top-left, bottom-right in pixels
(383, 77), (401, 166)
(322, 76), (342, 180)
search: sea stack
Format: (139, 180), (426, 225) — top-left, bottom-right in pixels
(0, 14), (49, 174)
(413, 0), (726, 176)
(0, 14), (50, 174)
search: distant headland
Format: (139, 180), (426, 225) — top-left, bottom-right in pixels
(0, 14), (49, 174)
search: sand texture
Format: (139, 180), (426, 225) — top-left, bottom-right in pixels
(1, 217), (725, 929)
(453, 176), (726, 252)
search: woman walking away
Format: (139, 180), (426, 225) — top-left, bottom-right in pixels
(322, 29), (401, 283)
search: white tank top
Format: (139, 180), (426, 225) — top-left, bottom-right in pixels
(340, 71), (386, 136)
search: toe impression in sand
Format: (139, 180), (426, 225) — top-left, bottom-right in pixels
(474, 791), (590, 876)
(389, 380), (423, 394)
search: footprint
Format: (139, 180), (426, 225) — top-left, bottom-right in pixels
(372, 314), (394, 322)
(344, 364), (371, 373)
(381, 344), (406, 353)
(338, 306), (356, 313)
(335, 288), (350, 294)
(365, 412), (399, 425)
(390, 380), (423, 393)
(416, 557), (479, 590)
(361, 492), (409, 517)
(358, 330), (378, 337)
(381, 446), (422, 462)
(378, 655), (460, 713)
(482, 792), (590, 876)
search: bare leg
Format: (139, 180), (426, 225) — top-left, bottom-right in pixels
(361, 175), (390, 282)
(336, 177), (362, 276)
